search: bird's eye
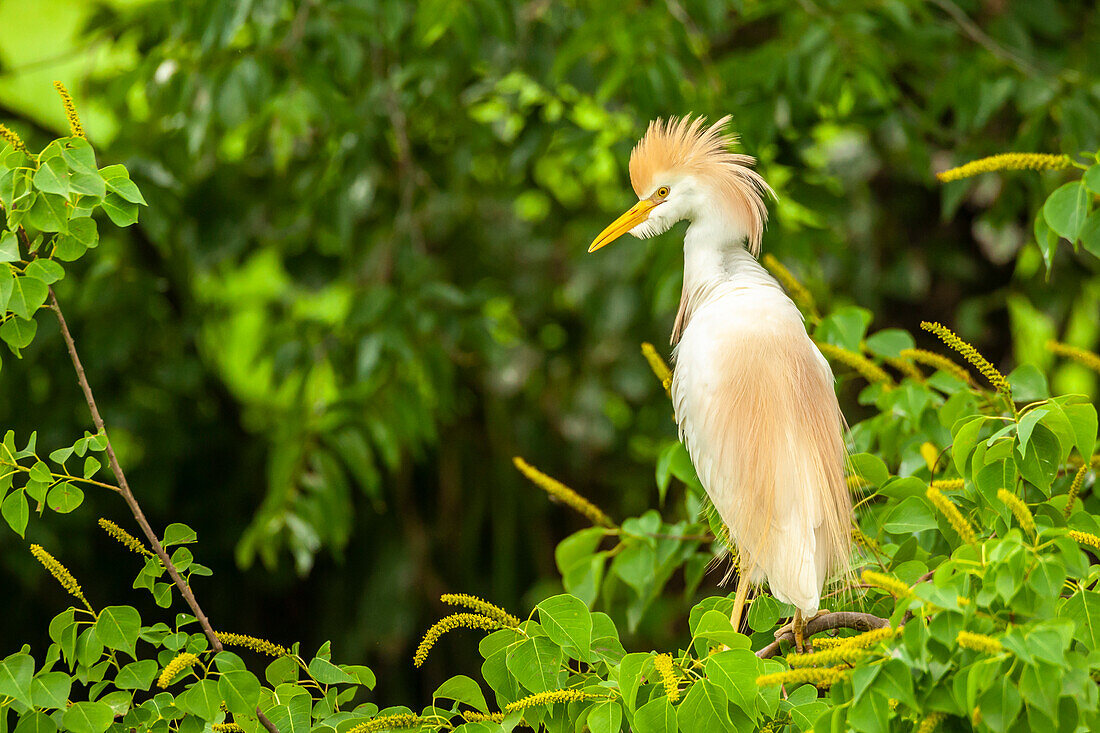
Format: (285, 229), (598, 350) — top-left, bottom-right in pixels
(656, 186), (670, 198)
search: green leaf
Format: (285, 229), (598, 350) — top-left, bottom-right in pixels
(1081, 210), (1100, 258)
(176, 679), (221, 720)
(1034, 213), (1058, 271)
(0, 231), (19, 262)
(219, 669), (262, 714)
(705, 649), (762, 715)
(537, 594), (593, 660)
(162, 523), (197, 546)
(433, 675), (488, 714)
(8, 274), (48, 320)
(634, 695), (677, 733)
(101, 192), (138, 227)
(882, 495), (938, 534)
(25, 259), (65, 284)
(265, 655), (299, 686)
(307, 656), (355, 684)
(95, 605), (142, 658)
(46, 482), (84, 513)
(115, 659), (159, 690)
(2, 489), (28, 536)
(1083, 164), (1100, 194)
(677, 680), (733, 733)
(33, 157), (70, 197)
(61, 702), (114, 733)
(83, 456), (100, 479)
(30, 671), (71, 709)
(848, 453), (889, 488)
(0, 653), (34, 706)
(864, 329), (915, 359)
(1044, 181), (1090, 241)
(27, 193), (69, 233)
(815, 306), (872, 352)
(61, 139), (98, 174)
(505, 636), (564, 693)
(100, 165), (146, 205)
(13, 712), (57, 733)
(586, 700), (623, 733)
(1, 316), (37, 353)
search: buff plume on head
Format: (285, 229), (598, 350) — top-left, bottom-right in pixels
(627, 115), (773, 255)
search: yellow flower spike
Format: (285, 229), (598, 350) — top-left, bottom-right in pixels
(158, 652), (199, 688)
(513, 457), (615, 528)
(756, 667), (849, 688)
(0, 123), (28, 153)
(98, 518), (154, 557)
(346, 714), (428, 733)
(440, 593), (520, 627)
(653, 653), (681, 702)
(1046, 340), (1100, 375)
(1065, 463), (1090, 518)
(897, 348), (972, 385)
(762, 254), (818, 318)
(917, 711), (946, 733)
(814, 341), (895, 388)
(1068, 530), (1100, 552)
(851, 527), (881, 552)
(504, 689), (611, 711)
(920, 442), (940, 472)
(996, 489), (1035, 534)
(920, 322), (1012, 406)
(414, 613), (503, 668)
(831, 625), (902, 650)
(53, 81), (85, 139)
(462, 712), (505, 724)
(641, 342), (673, 394)
(884, 356), (924, 382)
(214, 632), (288, 657)
(785, 646), (867, 668)
(931, 478), (965, 491)
(213, 725), (245, 733)
(30, 544), (92, 610)
(956, 630), (1005, 654)
(936, 153), (1072, 182)
(861, 570), (912, 598)
(956, 596), (971, 606)
(808, 636), (846, 650)
(926, 486), (977, 545)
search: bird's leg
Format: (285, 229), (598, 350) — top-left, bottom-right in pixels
(774, 609), (830, 652)
(730, 573), (751, 633)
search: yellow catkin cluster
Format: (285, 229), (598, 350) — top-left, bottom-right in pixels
(808, 636), (846, 650)
(931, 478), (965, 491)
(861, 570), (912, 598)
(852, 527), (881, 553)
(346, 714), (426, 733)
(786, 646), (867, 668)
(996, 489), (1035, 534)
(756, 667), (849, 689)
(814, 342), (894, 388)
(512, 457), (614, 528)
(916, 711), (946, 733)
(30, 545), (90, 609)
(414, 613), (502, 667)
(53, 81), (85, 138)
(440, 594), (520, 627)
(834, 626), (901, 650)
(215, 631), (288, 657)
(1065, 463), (1090, 518)
(926, 487), (977, 545)
(920, 322), (1011, 402)
(956, 630), (1004, 654)
(1047, 341), (1100, 375)
(1068, 530), (1100, 552)
(157, 652), (199, 688)
(641, 342), (673, 394)
(652, 653), (680, 702)
(957, 596), (971, 606)
(897, 349), (972, 384)
(462, 712), (505, 723)
(504, 689), (607, 712)
(0, 123), (28, 153)
(98, 518), (153, 556)
(936, 153), (1071, 182)
(212, 725), (244, 733)
(920, 443), (940, 472)
(762, 254), (818, 317)
(884, 356), (924, 382)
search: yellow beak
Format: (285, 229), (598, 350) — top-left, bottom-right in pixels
(588, 200), (657, 253)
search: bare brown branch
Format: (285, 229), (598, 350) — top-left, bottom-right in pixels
(755, 611), (891, 659)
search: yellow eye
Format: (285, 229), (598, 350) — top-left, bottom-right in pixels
(656, 186), (670, 198)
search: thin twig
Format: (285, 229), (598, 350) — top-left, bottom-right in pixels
(755, 611), (890, 659)
(926, 0), (1042, 77)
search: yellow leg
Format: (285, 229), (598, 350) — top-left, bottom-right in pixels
(730, 573), (751, 633)
(793, 610), (805, 653)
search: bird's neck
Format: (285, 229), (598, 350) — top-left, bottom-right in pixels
(682, 217), (772, 291)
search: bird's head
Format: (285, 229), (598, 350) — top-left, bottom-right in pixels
(588, 115), (774, 255)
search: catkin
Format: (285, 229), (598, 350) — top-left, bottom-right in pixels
(1046, 341), (1100, 375)
(346, 714), (426, 733)
(53, 81), (85, 138)
(916, 712), (946, 733)
(762, 254), (818, 317)
(898, 349), (972, 384)
(996, 489), (1035, 534)
(956, 630), (1004, 654)
(927, 487), (977, 545)
(0, 123), (28, 153)
(786, 646), (867, 668)
(30, 545), (91, 609)
(1065, 463), (1090, 518)
(504, 689), (609, 711)
(936, 153), (1071, 182)
(653, 653), (680, 701)
(931, 478), (965, 491)
(215, 632), (288, 657)
(815, 341), (895, 388)
(920, 322), (1011, 403)
(414, 613), (502, 667)
(1068, 530), (1100, 552)
(158, 652), (199, 688)
(861, 570), (912, 597)
(98, 518), (153, 556)
(641, 343), (673, 394)
(513, 457), (614, 527)
(440, 594), (520, 627)
(756, 667), (849, 688)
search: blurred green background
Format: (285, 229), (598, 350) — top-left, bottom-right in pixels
(2, 0), (1098, 706)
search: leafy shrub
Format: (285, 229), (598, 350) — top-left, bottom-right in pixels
(3, 92), (1100, 733)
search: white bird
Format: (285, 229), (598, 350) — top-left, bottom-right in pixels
(588, 116), (851, 649)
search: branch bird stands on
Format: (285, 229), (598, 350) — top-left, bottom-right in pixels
(589, 116), (852, 651)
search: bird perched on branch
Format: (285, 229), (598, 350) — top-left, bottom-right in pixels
(588, 116), (851, 650)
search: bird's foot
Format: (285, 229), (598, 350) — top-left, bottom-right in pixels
(774, 609), (830, 653)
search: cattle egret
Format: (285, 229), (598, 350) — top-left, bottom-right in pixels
(589, 116), (852, 650)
